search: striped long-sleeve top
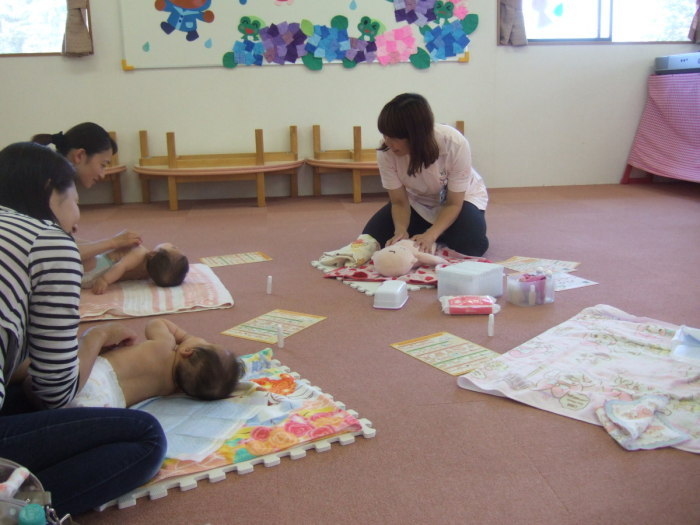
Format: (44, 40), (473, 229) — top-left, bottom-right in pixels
(0, 207), (83, 409)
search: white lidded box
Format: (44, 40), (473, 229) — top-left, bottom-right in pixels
(437, 261), (504, 298)
(373, 280), (409, 309)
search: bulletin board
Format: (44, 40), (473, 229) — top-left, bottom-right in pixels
(118, 0), (479, 71)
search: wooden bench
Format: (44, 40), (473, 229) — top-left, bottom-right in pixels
(133, 126), (302, 211)
(101, 131), (126, 204)
(306, 121), (465, 203)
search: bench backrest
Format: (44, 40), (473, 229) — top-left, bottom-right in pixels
(138, 126), (298, 168)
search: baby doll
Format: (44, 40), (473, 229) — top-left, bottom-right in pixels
(371, 239), (447, 277)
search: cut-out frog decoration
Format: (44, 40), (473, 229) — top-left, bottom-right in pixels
(434, 1), (455, 24)
(238, 16), (262, 41)
(357, 16), (381, 42)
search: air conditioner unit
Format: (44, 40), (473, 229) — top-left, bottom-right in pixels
(654, 52), (700, 75)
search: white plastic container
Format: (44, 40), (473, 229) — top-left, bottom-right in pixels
(373, 280), (408, 309)
(437, 261), (504, 298)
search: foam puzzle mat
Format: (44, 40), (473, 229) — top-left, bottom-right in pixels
(100, 348), (375, 510)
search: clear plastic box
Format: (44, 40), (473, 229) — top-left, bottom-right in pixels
(437, 261), (504, 298)
(506, 273), (555, 306)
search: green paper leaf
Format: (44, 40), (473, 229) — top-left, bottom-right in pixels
(462, 14), (479, 35)
(343, 57), (357, 69)
(302, 54), (323, 71)
(409, 48), (431, 69)
(331, 15), (349, 30)
(300, 19), (315, 36)
(222, 51), (237, 69)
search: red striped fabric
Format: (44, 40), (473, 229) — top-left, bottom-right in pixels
(627, 73), (700, 182)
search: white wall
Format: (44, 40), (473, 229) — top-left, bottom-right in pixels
(0, 1), (696, 205)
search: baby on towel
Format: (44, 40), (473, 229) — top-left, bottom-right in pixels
(67, 319), (242, 408)
(82, 237), (190, 295)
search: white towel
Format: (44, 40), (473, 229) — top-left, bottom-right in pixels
(318, 234), (380, 268)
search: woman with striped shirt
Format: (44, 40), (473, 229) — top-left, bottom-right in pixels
(0, 142), (166, 517)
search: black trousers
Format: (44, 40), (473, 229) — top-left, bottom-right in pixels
(362, 201), (489, 256)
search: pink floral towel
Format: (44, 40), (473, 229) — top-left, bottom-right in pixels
(80, 263), (234, 321)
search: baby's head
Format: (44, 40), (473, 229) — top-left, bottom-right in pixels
(173, 343), (242, 400)
(146, 242), (189, 287)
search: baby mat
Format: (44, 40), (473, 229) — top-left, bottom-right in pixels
(79, 263), (234, 321)
(457, 305), (700, 453)
(100, 348), (375, 510)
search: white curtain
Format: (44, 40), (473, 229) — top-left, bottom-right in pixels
(499, 0), (527, 46)
(63, 0), (93, 56)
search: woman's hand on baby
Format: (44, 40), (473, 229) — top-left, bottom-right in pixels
(113, 230), (142, 249)
(82, 323), (138, 352)
(387, 231), (409, 246)
(92, 277), (109, 295)
(411, 232), (437, 254)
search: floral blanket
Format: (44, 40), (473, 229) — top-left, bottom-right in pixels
(458, 305), (700, 453)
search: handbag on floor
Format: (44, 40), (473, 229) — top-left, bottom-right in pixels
(0, 458), (77, 524)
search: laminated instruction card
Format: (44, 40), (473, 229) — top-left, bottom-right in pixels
(200, 252), (272, 267)
(495, 256), (580, 274)
(391, 332), (499, 376)
(222, 309), (326, 344)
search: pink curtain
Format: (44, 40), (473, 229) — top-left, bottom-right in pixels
(690, 0), (700, 43)
(499, 0), (527, 46)
(63, 0), (93, 56)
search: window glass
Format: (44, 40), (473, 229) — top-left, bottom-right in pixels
(523, 0), (695, 42)
(0, 0), (67, 54)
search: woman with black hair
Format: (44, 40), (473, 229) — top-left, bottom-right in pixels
(362, 93), (489, 257)
(32, 121), (117, 189)
(33, 122), (145, 271)
(0, 142), (166, 517)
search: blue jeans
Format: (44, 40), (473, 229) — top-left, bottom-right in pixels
(0, 398), (166, 516)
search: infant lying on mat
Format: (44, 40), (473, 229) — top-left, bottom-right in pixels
(67, 319), (242, 408)
(82, 234), (190, 295)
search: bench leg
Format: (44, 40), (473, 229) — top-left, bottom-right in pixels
(167, 177), (179, 211)
(256, 173), (266, 207)
(313, 168), (322, 197)
(352, 170), (362, 203)
(140, 176), (151, 204)
(289, 171), (298, 198)
(110, 173), (123, 205)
